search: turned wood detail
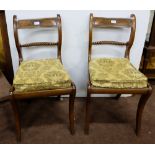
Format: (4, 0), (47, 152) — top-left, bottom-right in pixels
(92, 41), (127, 46)
(0, 11), (14, 83)
(20, 42), (58, 47)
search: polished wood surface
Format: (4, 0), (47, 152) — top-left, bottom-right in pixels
(93, 17), (132, 28)
(12, 14), (76, 142)
(0, 11), (14, 83)
(149, 13), (155, 47)
(85, 13), (152, 136)
(141, 12), (155, 79)
(17, 17), (57, 29)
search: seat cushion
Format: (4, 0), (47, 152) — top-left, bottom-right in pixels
(13, 59), (71, 92)
(89, 58), (148, 88)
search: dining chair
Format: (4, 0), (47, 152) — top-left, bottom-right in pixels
(10, 14), (76, 142)
(85, 13), (152, 135)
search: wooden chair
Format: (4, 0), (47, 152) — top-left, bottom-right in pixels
(10, 14), (76, 142)
(85, 13), (152, 135)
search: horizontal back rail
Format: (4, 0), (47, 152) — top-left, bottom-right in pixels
(20, 42), (58, 47)
(93, 17), (132, 28)
(17, 18), (57, 29)
(92, 41), (127, 46)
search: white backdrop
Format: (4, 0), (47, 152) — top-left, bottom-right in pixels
(5, 10), (150, 97)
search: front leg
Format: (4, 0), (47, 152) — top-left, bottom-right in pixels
(136, 85), (152, 136)
(11, 96), (21, 142)
(84, 88), (91, 134)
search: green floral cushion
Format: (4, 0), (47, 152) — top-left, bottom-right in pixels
(13, 59), (71, 92)
(89, 58), (148, 88)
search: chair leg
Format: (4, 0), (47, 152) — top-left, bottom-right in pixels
(115, 94), (121, 99)
(11, 97), (21, 142)
(57, 95), (61, 100)
(136, 86), (152, 136)
(69, 87), (76, 135)
(84, 90), (91, 134)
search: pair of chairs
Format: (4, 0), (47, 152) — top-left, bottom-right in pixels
(10, 14), (152, 142)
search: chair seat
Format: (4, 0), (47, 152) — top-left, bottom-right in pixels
(13, 59), (71, 92)
(89, 58), (148, 88)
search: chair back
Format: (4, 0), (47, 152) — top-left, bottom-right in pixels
(13, 14), (62, 64)
(88, 13), (136, 61)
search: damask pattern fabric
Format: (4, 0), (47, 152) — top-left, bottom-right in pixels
(89, 58), (148, 88)
(13, 59), (71, 92)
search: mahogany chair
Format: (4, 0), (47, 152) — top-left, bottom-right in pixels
(10, 14), (76, 142)
(85, 13), (152, 135)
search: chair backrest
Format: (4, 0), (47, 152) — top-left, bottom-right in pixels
(88, 13), (136, 61)
(13, 14), (62, 65)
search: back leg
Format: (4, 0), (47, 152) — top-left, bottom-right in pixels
(115, 94), (121, 99)
(69, 87), (76, 134)
(57, 95), (61, 100)
(84, 89), (91, 134)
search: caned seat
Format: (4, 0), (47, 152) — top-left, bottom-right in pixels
(89, 58), (147, 89)
(13, 59), (71, 92)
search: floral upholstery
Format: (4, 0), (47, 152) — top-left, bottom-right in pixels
(13, 59), (71, 92)
(89, 58), (148, 88)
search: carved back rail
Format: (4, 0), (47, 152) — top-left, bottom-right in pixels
(13, 15), (62, 65)
(88, 13), (136, 61)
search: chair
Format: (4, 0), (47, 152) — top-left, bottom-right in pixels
(10, 14), (76, 142)
(85, 13), (152, 135)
